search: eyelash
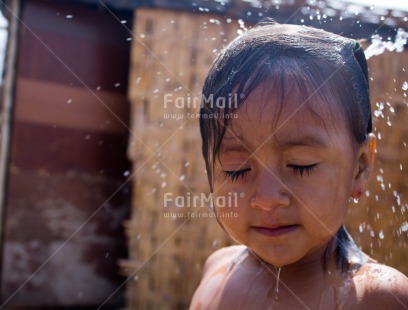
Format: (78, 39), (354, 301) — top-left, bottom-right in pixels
(287, 164), (318, 177)
(223, 164), (317, 182)
(223, 168), (251, 182)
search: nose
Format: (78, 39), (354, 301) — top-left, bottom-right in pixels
(251, 169), (290, 210)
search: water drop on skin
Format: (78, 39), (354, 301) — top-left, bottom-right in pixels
(275, 267), (282, 300)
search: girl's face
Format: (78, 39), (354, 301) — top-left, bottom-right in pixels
(212, 87), (373, 267)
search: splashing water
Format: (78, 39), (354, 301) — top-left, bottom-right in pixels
(365, 28), (407, 59)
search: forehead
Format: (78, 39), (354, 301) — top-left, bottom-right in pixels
(224, 84), (349, 147)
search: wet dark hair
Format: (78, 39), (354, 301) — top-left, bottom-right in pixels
(199, 20), (372, 273)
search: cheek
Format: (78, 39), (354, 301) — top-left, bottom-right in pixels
(212, 188), (250, 237)
(213, 189), (249, 213)
(213, 175), (253, 202)
(212, 198), (247, 244)
(294, 173), (350, 229)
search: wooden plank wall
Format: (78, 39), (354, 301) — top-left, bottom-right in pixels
(1, 0), (132, 307)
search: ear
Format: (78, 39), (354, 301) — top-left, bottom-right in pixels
(351, 133), (376, 199)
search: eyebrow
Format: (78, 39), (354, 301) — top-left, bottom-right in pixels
(220, 137), (250, 153)
(274, 135), (328, 149)
(220, 134), (328, 154)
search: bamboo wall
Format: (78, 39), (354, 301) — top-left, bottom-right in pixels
(346, 50), (408, 275)
(123, 8), (238, 309)
(125, 8), (408, 308)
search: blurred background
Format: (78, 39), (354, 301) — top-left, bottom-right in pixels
(0, 0), (406, 309)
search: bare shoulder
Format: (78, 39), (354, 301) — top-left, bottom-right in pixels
(189, 245), (246, 310)
(202, 245), (247, 278)
(353, 263), (408, 309)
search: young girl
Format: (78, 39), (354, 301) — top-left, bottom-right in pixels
(190, 21), (408, 309)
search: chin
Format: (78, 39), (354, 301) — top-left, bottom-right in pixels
(249, 247), (302, 267)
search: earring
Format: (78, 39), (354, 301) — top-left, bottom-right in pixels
(352, 190), (362, 203)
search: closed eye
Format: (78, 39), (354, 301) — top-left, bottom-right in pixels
(223, 168), (251, 182)
(288, 164), (318, 177)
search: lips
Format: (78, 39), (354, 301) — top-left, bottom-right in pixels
(252, 224), (299, 237)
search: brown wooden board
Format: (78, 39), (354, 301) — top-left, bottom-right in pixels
(1, 0), (132, 307)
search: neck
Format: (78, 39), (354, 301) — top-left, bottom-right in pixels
(248, 236), (339, 281)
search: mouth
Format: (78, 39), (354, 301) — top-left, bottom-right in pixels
(252, 224), (299, 237)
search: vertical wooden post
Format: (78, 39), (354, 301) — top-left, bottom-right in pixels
(0, 0), (20, 287)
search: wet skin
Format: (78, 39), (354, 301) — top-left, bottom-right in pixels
(190, 245), (408, 309)
(190, 87), (408, 309)
(213, 86), (370, 267)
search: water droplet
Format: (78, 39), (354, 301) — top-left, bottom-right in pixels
(275, 267), (282, 300)
(123, 170), (130, 177)
(379, 230), (385, 239)
(66, 15), (73, 19)
(366, 29), (407, 59)
(161, 182), (167, 188)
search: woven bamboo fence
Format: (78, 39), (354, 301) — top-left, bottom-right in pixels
(346, 50), (408, 275)
(122, 8), (238, 309)
(123, 7), (408, 308)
